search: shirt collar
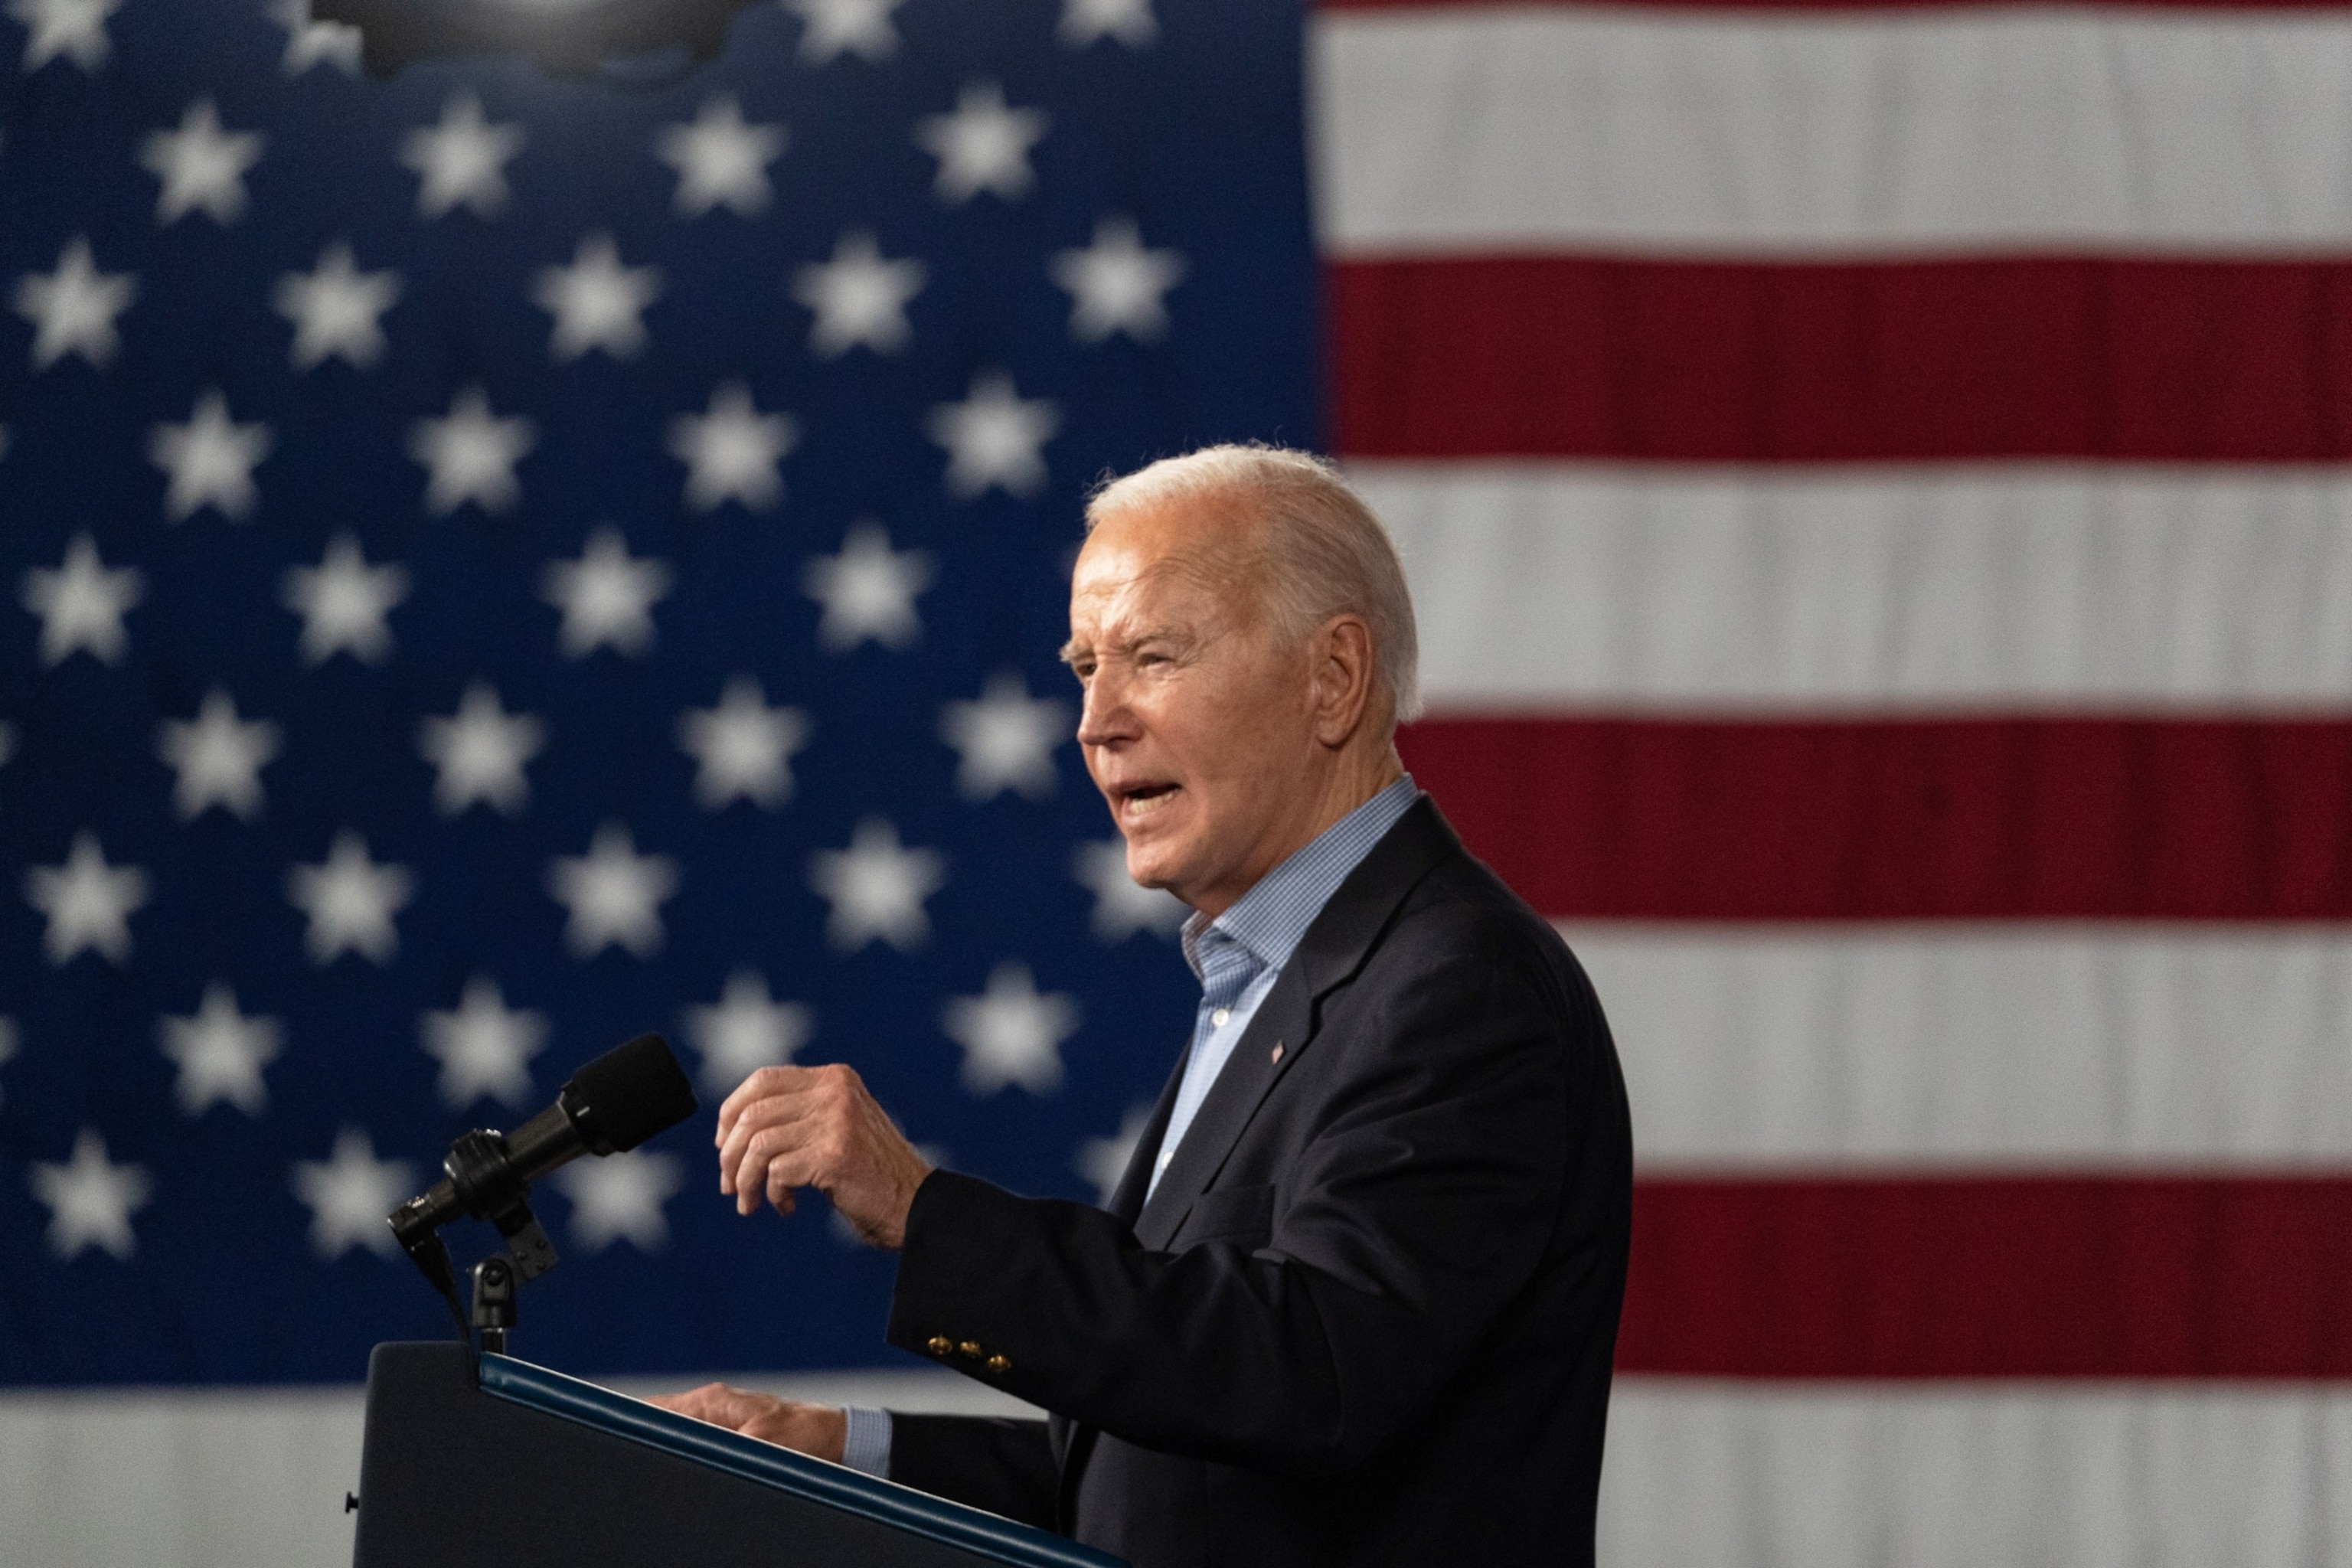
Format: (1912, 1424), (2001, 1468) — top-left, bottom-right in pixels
(1179, 774), (1420, 982)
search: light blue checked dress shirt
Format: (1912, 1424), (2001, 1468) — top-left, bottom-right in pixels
(841, 775), (1421, 1478)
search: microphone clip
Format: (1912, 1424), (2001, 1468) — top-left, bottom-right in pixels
(387, 1122), (563, 1356)
(443, 1127), (560, 1283)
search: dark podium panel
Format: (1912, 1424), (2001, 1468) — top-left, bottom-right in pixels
(352, 1342), (1122, 1568)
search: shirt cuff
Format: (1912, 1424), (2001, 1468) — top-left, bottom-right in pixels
(840, 1404), (893, 1477)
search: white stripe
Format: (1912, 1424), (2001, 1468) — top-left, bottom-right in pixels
(0, 1385), (365, 1568)
(1600, 1380), (2352, 1568)
(0, 1370), (1034, 1567)
(1560, 924), (2352, 1165)
(1313, 9), (2352, 256)
(18, 1376), (2344, 1568)
(1357, 462), (2352, 710)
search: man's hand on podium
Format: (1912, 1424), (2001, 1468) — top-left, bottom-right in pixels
(643, 1384), (848, 1464)
(715, 1063), (935, 1249)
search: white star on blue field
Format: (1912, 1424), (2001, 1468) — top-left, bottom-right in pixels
(0, 0), (1320, 1383)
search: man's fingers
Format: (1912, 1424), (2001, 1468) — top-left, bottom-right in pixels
(716, 1068), (786, 1142)
(715, 1078), (838, 1194)
(645, 1383), (739, 1426)
(767, 1155), (820, 1212)
(718, 1066), (868, 1200)
(671, 1384), (795, 1437)
(729, 1114), (832, 1213)
(649, 1388), (847, 1462)
(720, 1094), (830, 1202)
(714, 1063), (895, 1224)
(736, 1129), (832, 1217)
(717, 1085), (822, 1173)
(716, 1065), (825, 1145)
(715, 1085), (819, 1197)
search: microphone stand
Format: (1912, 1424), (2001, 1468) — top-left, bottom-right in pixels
(391, 1126), (563, 1360)
(470, 1256), (518, 1355)
(384, 1034), (697, 1361)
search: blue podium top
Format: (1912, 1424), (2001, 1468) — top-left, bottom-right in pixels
(476, 1353), (1122, 1568)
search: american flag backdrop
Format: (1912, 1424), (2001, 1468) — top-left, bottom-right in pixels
(0, 0), (1308, 1557)
(1328, 0), (2352, 1562)
(5, 0), (2352, 1563)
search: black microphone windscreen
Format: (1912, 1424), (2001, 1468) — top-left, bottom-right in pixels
(562, 1034), (698, 1155)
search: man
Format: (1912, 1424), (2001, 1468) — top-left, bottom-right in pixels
(652, 445), (1632, 1567)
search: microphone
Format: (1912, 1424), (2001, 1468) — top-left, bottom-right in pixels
(388, 1033), (698, 1300)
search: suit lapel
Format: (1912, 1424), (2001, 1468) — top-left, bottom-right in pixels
(1057, 801), (1461, 1519)
(1131, 799), (1458, 1252)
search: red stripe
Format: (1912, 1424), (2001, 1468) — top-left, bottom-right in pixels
(1331, 256), (2352, 462)
(1620, 1174), (2352, 1377)
(1399, 716), (2352, 920)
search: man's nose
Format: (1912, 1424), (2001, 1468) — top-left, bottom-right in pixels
(1076, 668), (1135, 746)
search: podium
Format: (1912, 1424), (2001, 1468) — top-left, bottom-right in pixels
(351, 1342), (1122, 1568)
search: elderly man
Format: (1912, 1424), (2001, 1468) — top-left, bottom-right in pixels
(653, 446), (1632, 1567)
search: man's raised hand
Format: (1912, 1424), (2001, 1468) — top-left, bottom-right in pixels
(715, 1063), (934, 1249)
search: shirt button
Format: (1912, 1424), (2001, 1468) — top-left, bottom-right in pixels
(959, 1341), (983, 1359)
(985, 1354), (1011, 1374)
(1211, 1008), (1230, 1027)
(926, 1336), (953, 1356)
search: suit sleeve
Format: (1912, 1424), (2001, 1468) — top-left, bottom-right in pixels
(884, 1414), (1059, 1530)
(886, 928), (1596, 1480)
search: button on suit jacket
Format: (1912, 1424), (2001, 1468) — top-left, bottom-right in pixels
(884, 799), (1633, 1568)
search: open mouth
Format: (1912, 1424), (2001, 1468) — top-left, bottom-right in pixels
(1113, 782), (1181, 822)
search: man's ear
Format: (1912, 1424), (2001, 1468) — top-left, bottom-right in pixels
(1310, 614), (1377, 748)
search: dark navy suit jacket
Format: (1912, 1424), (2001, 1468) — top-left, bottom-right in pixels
(883, 799), (1632, 1568)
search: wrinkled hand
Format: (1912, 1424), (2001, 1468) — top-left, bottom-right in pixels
(716, 1063), (933, 1249)
(644, 1384), (847, 1463)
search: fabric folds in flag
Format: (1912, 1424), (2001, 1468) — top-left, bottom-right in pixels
(1316, 0), (2352, 1561)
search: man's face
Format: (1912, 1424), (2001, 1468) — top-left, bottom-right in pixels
(1063, 502), (1320, 916)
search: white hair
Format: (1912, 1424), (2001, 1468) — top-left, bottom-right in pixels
(1084, 444), (1423, 724)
